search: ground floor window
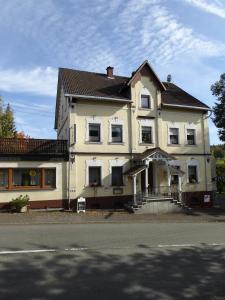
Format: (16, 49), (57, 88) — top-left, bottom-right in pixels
(89, 167), (101, 186)
(188, 165), (198, 183)
(0, 168), (56, 190)
(111, 166), (123, 186)
(0, 169), (8, 189)
(171, 166), (180, 185)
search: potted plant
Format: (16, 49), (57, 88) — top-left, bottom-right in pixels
(10, 195), (30, 213)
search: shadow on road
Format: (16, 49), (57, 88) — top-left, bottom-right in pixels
(0, 245), (225, 299)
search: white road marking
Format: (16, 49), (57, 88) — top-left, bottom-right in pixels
(0, 249), (56, 255)
(1, 242), (225, 255)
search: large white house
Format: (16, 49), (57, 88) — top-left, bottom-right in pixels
(0, 60), (213, 211)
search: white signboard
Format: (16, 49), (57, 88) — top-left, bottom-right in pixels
(204, 195), (210, 203)
(77, 197), (86, 213)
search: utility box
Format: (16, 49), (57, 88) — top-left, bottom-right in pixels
(77, 197), (86, 213)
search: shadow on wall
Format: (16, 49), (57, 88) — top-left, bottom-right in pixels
(0, 245), (225, 299)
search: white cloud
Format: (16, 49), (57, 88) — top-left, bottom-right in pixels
(0, 67), (57, 96)
(183, 0), (225, 19)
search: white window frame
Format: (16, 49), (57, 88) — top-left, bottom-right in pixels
(139, 119), (155, 144)
(185, 123), (197, 146)
(167, 123), (180, 145)
(109, 159), (125, 186)
(108, 118), (124, 143)
(86, 159), (103, 186)
(187, 159), (200, 183)
(139, 87), (153, 110)
(86, 117), (103, 143)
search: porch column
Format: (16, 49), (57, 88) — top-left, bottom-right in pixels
(178, 175), (182, 202)
(167, 164), (171, 196)
(133, 175), (137, 205)
(153, 161), (158, 194)
(145, 167), (148, 194)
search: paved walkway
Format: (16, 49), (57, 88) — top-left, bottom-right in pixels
(1, 208), (225, 225)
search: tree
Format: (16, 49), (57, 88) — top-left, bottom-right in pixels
(1, 103), (17, 138)
(211, 74), (225, 142)
(0, 96), (17, 138)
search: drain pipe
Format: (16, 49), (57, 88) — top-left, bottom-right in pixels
(202, 110), (212, 192)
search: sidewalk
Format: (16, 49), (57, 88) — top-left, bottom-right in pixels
(1, 208), (225, 225)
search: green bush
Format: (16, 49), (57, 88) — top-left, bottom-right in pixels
(11, 195), (29, 212)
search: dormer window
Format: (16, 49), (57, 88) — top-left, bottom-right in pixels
(141, 95), (151, 109)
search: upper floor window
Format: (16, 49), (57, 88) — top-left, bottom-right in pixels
(141, 95), (151, 109)
(111, 167), (123, 186)
(187, 129), (196, 145)
(169, 128), (179, 145)
(111, 125), (123, 143)
(89, 123), (101, 142)
(142, 126), (152, 144)
(89, 166), (101, 186)
(188, 165), (198, 183)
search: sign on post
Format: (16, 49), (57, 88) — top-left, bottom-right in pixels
(77, 197), (86, 213)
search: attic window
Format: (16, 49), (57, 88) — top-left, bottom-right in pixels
(141, 95), (150, 109)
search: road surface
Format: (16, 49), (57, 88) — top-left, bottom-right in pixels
(0, 223), (225, 299)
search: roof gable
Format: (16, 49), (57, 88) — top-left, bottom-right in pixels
(127, 60), (166, 91)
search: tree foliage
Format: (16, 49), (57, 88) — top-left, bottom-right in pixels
(0, 96), (17, 138)
(211, 74), (225, 142)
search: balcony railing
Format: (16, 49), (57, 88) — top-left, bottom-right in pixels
(0, 138), (68, 156)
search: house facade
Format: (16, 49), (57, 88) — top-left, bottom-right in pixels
(0, 60), (213, 211)
(55, 60), (213, 210)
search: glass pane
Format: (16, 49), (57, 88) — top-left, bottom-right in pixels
(142, 126), (152, 143)
(112, 125), (122, 143)
(141, 95), (150, 108)
(112, 167), (123, 186)
(188, 166), (197, 183)
(45, 169), (56, 187)
(187, 129), (195, 145)
(12, 169), (40, 187)
(0, 169), (8, 188)
(170, 128), (179, 144)
(89, 124), (100, 142)
(89, 167), (101, 186)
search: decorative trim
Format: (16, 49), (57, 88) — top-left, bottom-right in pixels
(85, 117), (103, 143)
(138, 118), (155, 144)
(108, 118), (124, 143)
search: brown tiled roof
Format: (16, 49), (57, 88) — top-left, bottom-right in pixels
(162, 82), (210, 110)
(55, 65), (210, 129)
(59, 68), (130, 101)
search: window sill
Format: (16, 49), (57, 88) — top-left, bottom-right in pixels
(111, 185), (125, 187)
(85, 141), (103, 144)
(108, 142), (125, 145)
(138, 107), (153, 111)
(187, 182), (199, 184)
(0, 187), (56, 192)
(139, 143), (154, 146)
(167, 144), (181, 146)
(185, 144), (197, 147)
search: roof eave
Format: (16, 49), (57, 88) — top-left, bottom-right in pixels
(162, 103), (212, 111)
(64, 93), (132, 103)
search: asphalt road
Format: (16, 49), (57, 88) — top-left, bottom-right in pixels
(0, 223), (225, 299)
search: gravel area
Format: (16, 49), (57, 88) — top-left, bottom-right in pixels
(0, 208), (225, 225)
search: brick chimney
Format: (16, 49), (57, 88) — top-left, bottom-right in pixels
(106, 66), (114, 78)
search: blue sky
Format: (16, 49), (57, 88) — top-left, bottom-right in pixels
(0, 0), (224, 144)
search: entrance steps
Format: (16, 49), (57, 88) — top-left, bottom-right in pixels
(125, 194), (191, 214)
